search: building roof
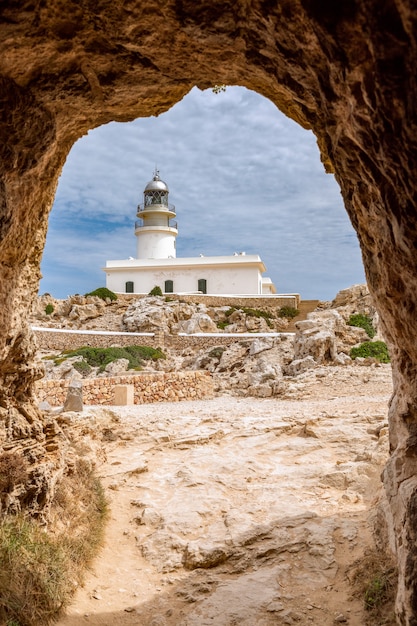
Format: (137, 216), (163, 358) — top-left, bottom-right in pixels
(104, 254), (267, 273)
(144, 171), (169, 193)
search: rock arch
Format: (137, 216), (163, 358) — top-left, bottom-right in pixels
(1, 0), (417, 621)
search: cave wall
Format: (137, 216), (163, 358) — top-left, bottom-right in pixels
(1, 0), (417, 622)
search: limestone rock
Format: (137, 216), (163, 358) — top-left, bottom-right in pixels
(68, 303), (103, 322)
(183, 542), (231, 569)
(122, 297), (177, 333)
(285, 356), (318, 376)
(179, 313), (219, 334)
(104, 358), (129, 376)
(331, 284), (373, 313)
(249, 337), (275, 356)
(293, 324), (337, 364)
(334, 353), (352, 366)
(63, 381), (83, 412)
(43, 357), (84, 381)
(217, 343), (249, 371)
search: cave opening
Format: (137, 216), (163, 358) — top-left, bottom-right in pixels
(40, 87), (365, 300)
(2, 1), (417, 620)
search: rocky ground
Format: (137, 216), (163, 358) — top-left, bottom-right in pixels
(35, 285), (380, 403)
(30, 285), (397, 624)
(55, 363), (393, 626)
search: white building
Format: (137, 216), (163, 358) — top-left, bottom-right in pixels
(104, 171), (277, 296)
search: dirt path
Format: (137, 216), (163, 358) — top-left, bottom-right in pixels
(57, 365), (393, 626)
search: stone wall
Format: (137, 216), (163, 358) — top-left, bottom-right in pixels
(33, 329), (290, 352)
(35, 371), (213, 407)
(33, 330), (158, 352)
(157, 294), (301, 309)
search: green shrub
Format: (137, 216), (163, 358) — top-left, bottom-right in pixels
(348, 313), (376, 338)
(53, 345), (166, 372)
(72, 360), (92, 376)
(148, 285), (163, 296)
(44, 303), (54, 315)
(278, 306), (299, 319)
(350, 341), (390, 363)
(208, 347), (225, 359)
(217, 321), (231, 330)
(351, 548), (397, 625)
(84, 287), (117, 302)
(224, 306), (274, 327)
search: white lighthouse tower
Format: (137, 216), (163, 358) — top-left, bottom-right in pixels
(105, 169), (280, 297)
(134, 169), (178, 259)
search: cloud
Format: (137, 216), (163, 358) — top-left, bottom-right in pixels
(40, 86), (365, 300)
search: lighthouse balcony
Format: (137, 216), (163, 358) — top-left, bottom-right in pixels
(135, 218), (178, 231)
(137, 202), (176, 218)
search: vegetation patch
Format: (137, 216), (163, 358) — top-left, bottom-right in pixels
(149, 285), (163, 297)
(53, 345), (166, 373)
(224, 306), (274, 327)
(350, 548), (397, 625)
(208, 347), (226, 359)
(72, 360), (93, 377)
(216, 321), (231, 330)
(348, 313), (376, 338)
(0, 453), (28, 496)
(44, 303), (54, 315)
(0, 460), (108, 626)
(84, 287), (117, 302)
(278, 306), (299, 319)
(350, 341), (390, 363)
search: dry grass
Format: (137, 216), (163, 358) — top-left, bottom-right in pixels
(0, 452), (28, 494)
(350, 547), (397, 626)
(0, 457), (108, 626)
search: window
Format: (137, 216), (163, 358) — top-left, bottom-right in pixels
(165, 279), (174, 293)
(198, 278), (207, 294)
(125, 281), (134, 293)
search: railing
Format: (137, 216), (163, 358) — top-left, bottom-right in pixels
(137, 202), (176, 213)
(135, 219), (178, 230)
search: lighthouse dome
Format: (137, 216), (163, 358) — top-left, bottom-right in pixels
(144, 171), (169, 193)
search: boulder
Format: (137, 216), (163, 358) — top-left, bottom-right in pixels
(105, 358), (130, 376)
(249, 337), (275, 356)
(217, 343), (249, 371)
(293, 325), (337, 364)
(285, 356), (318, 376)
(68, 303), (103, 322)
(179, 313), (219, 334)
(63, 381), (83, 412)
(123, 297), (205, 334)
(331, 284), (372, 310)
(334, 353), (352, 366)
(44, 357), (84, 381)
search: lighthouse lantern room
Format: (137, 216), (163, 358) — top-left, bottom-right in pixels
(134, 169), (178, 259)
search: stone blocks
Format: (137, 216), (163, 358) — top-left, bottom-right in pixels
(113, 384), (134, 406)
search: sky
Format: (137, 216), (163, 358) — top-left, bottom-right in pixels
(40, 86), (366, 301)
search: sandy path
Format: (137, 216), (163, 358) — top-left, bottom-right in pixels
(57, 365), (393, 626)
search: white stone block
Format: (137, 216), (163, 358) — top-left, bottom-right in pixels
(113, 384), (134, 405)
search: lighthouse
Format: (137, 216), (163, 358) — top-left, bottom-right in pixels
(105, 169), (279, 296)
(134, 169), (178, 259)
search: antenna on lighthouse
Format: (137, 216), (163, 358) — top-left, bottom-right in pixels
(153, 165), (159, 179)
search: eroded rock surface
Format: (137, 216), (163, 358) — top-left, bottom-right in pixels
(56, 369), (392, 626)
